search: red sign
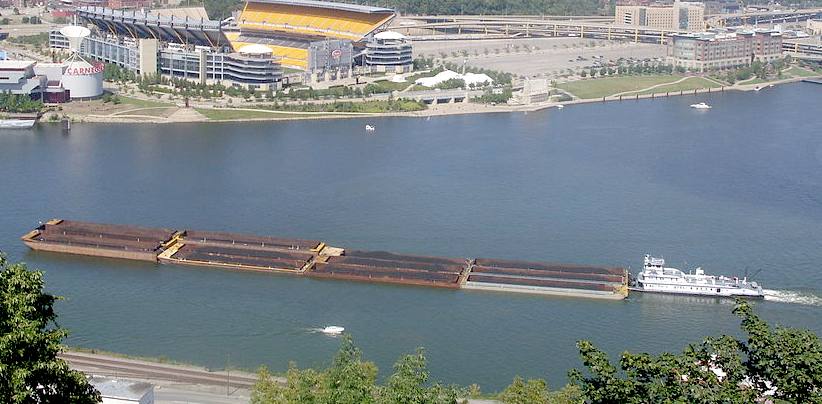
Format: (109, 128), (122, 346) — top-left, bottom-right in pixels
(65, 62), (104, 76)
(331, 49), (342, 59)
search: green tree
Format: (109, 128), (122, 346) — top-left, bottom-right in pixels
(379, 348), (459, 404)
(320, 334), (378, 404)
(251, 364), (325, 404)
(735, 302), (822, 402)
(570, 300), (821, 403)
(499, 376), (550, 404)
(0, 254), (100, 403)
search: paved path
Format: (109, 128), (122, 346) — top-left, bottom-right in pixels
(609, 76), (692, 97)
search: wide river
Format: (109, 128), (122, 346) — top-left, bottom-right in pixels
(1, 83), (821, 391)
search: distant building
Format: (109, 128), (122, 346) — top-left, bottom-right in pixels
(0, 60), (46, 99)
(364, 31), (413, 74)
(808, 19), (822, 36)
(88, 377), (154, 404)
(518, 78), (551, 104)
(0, 58), (103, 102)
(667, 29), (783, 71)
(50, 30), (284, 90)
(616, 1), (706, 32)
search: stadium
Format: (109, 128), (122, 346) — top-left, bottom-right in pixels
(51, 0), (414, 89)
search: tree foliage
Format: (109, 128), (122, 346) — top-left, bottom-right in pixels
(735, 302), (822, 402)
(379, 348), (460, 404)
(0, 93), (43, 114)
(251, 336), (460, 404)
(0, 255), (100, 404)
(499, 376), (550, 404)
(570, 300), (822, 403)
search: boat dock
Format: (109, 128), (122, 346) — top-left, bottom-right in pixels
(21, 219), (628, 300)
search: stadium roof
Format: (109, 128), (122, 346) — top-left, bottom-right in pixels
(247, 0), (394, 14)
(77, 6), (228, 47)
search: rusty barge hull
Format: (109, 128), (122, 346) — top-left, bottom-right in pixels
(21, 219), (176, 262)
(22, 239), (162, 262)
(21, 219), (628, 300)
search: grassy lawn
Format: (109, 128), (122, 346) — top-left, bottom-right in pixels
(557, 75), (685, 99)
(740, 77), (771, 85)
(195, 108), (329, 121)
(282, 67), (303, 74)
(632, 77), (722, 96)
(407, 84), (430, 91)
(784, 66), (818, 78)
(372, 80), (411, 91)
(118, 95), (174, 108)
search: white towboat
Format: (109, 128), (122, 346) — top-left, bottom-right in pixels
(321, 326), (345, 335)
(690, 102), (712, 109)
(631, 255), (764, 298)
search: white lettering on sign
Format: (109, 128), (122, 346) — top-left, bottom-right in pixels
(65, 62), (104, 76)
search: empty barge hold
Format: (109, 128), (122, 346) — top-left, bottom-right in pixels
(20, 219), (178, 262)
(158, 231), (321, 273)
(309, 251), (467, 288)
(463, 258), (628, 300)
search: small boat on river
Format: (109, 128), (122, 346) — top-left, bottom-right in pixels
(690, 102), (712, 109)
(322, 326), (345, 335)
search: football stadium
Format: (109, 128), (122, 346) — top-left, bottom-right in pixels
(51, 0), (413, 89)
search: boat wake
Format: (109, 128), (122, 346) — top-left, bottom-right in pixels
(763, 289), (822, 306)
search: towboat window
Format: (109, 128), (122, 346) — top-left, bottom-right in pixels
(717, 288), (721, 293)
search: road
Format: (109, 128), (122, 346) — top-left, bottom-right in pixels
(1, 23), (55, 37)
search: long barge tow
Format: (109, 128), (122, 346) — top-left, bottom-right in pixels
(21, 219), (629, 300)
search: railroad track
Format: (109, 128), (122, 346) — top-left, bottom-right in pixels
(60, 352), (259, 389)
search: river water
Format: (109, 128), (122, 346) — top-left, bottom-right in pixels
(1, 83), (821, 390)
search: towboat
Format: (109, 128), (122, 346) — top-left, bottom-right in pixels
(689, 102), (712, 109)
(630, 255), (764, 298)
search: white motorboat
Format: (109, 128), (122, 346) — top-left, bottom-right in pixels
(365, 124), (375, 132)
(690, 102), (712, 109)
(556, 105), (564, 109)
(321, 326), (345, 335)
(630, 255), (764, 298)
(0, 119), (36, 129)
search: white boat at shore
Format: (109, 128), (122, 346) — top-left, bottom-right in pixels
(0, 119), (36, 129)
(690, 102), (712, 109)
(630, 255), (764, 298)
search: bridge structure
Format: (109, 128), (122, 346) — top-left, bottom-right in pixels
(395, 8), (822, 42)
(396, 15), (685, 44)
(706, 8), (822, 28)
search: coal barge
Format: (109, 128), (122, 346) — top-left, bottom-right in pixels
(21, 219), (628, 300)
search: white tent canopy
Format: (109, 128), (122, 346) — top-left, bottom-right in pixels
(414, 69), (493, 88)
